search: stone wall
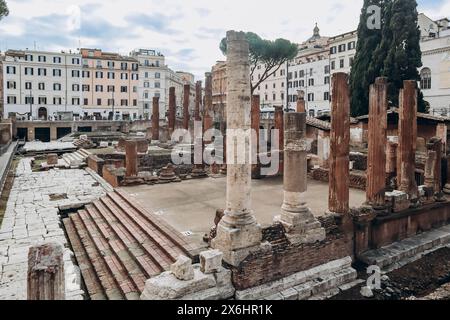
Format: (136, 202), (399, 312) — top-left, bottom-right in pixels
(229, 216), (354, 290)
(87, 155), (105, 176)
(310, 168), (367, 190)
(102, 165), (124, 188)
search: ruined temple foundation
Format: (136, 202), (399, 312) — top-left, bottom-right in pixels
(211, 31), (262, 267)
(276, 112), (325, 244)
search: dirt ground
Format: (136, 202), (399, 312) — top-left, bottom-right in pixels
(331, 247), (450, 300)
(0, 158), (19, 225)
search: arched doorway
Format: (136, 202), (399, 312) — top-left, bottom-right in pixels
(38, 107), (47, 120)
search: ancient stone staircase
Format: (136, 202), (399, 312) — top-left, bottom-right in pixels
(63, 189), (200, 300)
(62, 148), (91, 168)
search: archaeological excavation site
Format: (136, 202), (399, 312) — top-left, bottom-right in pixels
(1, 30), (450, 303)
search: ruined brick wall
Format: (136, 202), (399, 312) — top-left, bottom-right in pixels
(94, 153), (172, 172)
(87, 155), (105, 175)
(101, 165), (124, 188)
(310, 168), (366, 190)
(230, 216), (354, 290)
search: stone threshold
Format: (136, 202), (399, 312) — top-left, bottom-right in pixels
(235, 256), (357, 300)
(359, 224), (450, 272)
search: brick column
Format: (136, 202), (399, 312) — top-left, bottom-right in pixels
(328, 73), (350, 215)
(251, 95), (261, 179)
(195, 81), (202, 121)
(274, 106), (284, 175)
(152, 97), (160, 141)
(397, 80), (418, 201)
(212, 31), (261, 267)
(436, 123), (447, 155)
(168, 87), (176, 135)
(125, 140), (138, 177)
(386, 141), (398, 175)
(203, 72), (213, 144)
(279, 112), (325, 244)
(296, 90), (306, 113)
(366, 77), (388, 209)
(183, 84), (190, 130)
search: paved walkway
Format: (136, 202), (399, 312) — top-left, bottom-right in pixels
(0, 158), (107, 300)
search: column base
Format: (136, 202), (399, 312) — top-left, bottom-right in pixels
(443, 184), (450, 195)
(211, 220), (262, 267)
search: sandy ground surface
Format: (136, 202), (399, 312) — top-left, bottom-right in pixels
(121, 176), (366, 243)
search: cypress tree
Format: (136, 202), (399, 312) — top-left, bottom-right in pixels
(380, 0), (426, 111)
(349, 0), (387, 117)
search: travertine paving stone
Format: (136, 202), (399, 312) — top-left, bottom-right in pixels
(0, 158), (107, 300)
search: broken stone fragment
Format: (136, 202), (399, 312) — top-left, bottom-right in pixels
(200, 250), (223, 274)
(170, 255), (194, 281)
(360, 286), (374, 298)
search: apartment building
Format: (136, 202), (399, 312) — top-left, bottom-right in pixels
(2, 49), (83, 119)
(80, 48), (139, 120)
(252, 64), (287, 108)
(328, 30), (357, 76)
(0, 55), (4, 118)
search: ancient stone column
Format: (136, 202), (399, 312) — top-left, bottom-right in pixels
(424, 150), (437, 189)
(152, 97), (160, 141)
(444, 156), (450, 194)
(428, 137), (443, 199)
(397, 80), (418, 201)
(274, 106), (284, 175)
(195, 81), (202, 121)
(296, 90), (306, 113)
(203, 72), (214, 144)
(27, 243), (65, 300)
(251, 95), (261, 179)
(386, 141), (398, 175)
(436, 123), (447, 155)
(125, 140), (138, 177)
(328, 73), (350, 215)
(183, 84), (190, 130)
(279, 112), (325, 244)
(168, 87), (176, 135)
(212, 31), (261, 267)
(366, 77), (388, 209)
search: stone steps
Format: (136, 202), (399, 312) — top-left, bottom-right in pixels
(359, 224), (450, 271)
(62, 149), (92, 168)
(64, 190), (198, 300)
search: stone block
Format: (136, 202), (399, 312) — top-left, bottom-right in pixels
(385, 190), (410, 212)
(170, 255), (194, 281)
(200, 250), (223, 274)
(99, 141), (109, 148)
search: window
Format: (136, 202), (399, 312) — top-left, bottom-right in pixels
(53, 83), (61, 91)
(7, 96), (17, 104)
(38, 68), (47, 76)
(331, 61), (336, 70)
(121, 73), (128, 80)
(72, 58), (80, 65)
(307, 93), (314, 102)
(281, 93), (285, 101)
(107, 72), (115, 79)
(25, 96), (34, 104)
(72, 98), (80, 105)
(308, 78), (314, 86)
(273, 93), (276, 101)
(324, 65), (330, 74)
(83, 98), (88, 106)
(420, 68), (432, 90)
(72, 84), (80, 92)
(348, 41), (356, 50)
(120, 86), (128, 93)
(97, 99), (102, 106)
(82, 85), (90, 92)
(121, 62), (128, 70)
(155, 82), (160, 88)
(25, 82), (32, 90)
(299, 70), (305, 78)
(132, 63), (138, 71)
(53, 56), (62, 63)
(155, 92), (160, 98)
(309, 109), (315, 117)
(25, 54), (34, 62)
(300, 80), (305, 87)
(96, 71), (104, 78)
(155, 72), (161, 78)
(133, 86), (137, 93)
(324, 92), (330, 101)
(53, 69), (62, 77)
(25, 67), (34, 76)
(121, 99), (128, 106)
(6, 81), (16, 89)
(38, 97), (47, 104)
(133, 99), (137, 106)
(349, 57), (354, 66)
(340, 59), (345, 68)
(72, 70), (80, 77)
(107, 85), (115, 92)
(338, 44), (346, 52)
(95, 85), (104, 92)
(38, 83), (45, 90)
(82, 71), (90, 78)
(132, 73), (139, 80)
(38, 55), (46, 62)
(6, 66), (16, 74)
(330, 46), (337, 54)
(107, 61), (115, 68)
(53, 97), (62, 105)
(108, 99), (114, 106)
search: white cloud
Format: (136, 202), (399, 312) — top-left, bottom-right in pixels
(1, 0), (449, 80)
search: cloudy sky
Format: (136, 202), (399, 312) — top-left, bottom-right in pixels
(0, 0), (448, 79)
